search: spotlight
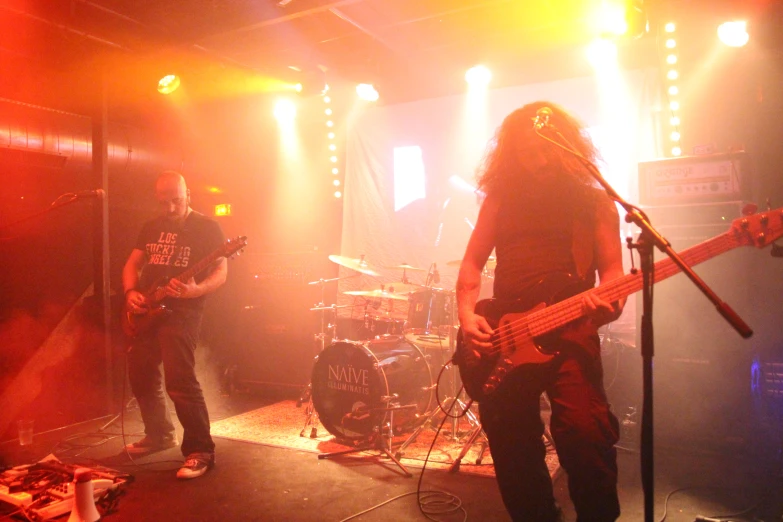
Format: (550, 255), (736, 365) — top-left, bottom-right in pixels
(332, 168), (339, 175)
(670, 131), (681, 141)
(666, 54), (677, 64)
(670, 100), (680, 111)
(328, 132), (335, 140)
(665, 38), (676, 48)
(667, 69), (679, 80)
(273, 99), (297, 121)
(356, 83), (379, 102)
(326, 120), (334, 127)
(718, 21), (749, 47)
(668, 86), (679, 95)
(587, 38), (618, 68)
(325, 108), (333, 116)
(324, 96), (331, 103)
(465, 65), (492, 86)
(294, 83), (303, 93)
(333, 180), (340, 187)
(596, 2), (628, 36)
(157, 74), (181, 94)
(670, 116), (680, 125)
(329, 144), (336, 151)
(664, 22), (676, 33)
(334, 191), (342, 198)
(330, 156), (338, 163)
(672, 146), (682, 156)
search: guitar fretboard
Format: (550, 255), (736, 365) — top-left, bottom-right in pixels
(524, 231), (740, 337)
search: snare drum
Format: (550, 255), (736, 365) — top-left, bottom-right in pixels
(311, 336), (433, 441)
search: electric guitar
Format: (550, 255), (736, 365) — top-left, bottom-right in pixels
(455, 207), (783, 402)
(121, 235), (248, 338)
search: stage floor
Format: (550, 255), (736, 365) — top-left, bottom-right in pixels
(0, 391), (780, 522)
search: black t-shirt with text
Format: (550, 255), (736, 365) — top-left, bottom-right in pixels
(135, 211), (225, 312)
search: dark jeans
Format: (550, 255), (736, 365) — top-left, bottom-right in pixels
(128, 309), (215, 456)
(478, 324), (620, 522)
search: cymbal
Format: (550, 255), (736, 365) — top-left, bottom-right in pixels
(328, 255), (380, 276)
(309, 304), (352, 311)
(384, 263), (427, 271)
(445, 256), (496, 269)
(343, 289), (410, 301)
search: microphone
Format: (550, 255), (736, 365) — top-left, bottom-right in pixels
(533, 107), (553, 130)
(71, 189), (106, 199)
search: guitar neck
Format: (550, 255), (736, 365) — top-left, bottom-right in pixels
(525, 231), (739, 337)
(173, 250), (224, 284)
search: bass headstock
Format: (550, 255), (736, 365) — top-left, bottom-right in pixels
(729, 206), (783, 248)
(222, 236), (248, 259)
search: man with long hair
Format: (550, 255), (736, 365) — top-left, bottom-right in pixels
(456, 101), (625, 521)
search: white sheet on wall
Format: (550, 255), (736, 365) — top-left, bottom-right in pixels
(336, 69), (661, 327)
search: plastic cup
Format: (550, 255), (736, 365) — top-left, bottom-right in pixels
(17, 420), (34, 446)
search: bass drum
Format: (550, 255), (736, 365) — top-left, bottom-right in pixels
(311, 336), (433, 441)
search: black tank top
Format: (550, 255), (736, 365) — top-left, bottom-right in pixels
(493, 173), (596, 300)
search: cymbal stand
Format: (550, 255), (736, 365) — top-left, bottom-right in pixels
(318, 399), (416, 477)
(299, 276), (353, 438)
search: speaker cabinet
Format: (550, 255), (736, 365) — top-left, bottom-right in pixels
(634, 202), (755, 448)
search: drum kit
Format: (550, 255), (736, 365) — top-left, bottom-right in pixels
(299, 253), (488, 475)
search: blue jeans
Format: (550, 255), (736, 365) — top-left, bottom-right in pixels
(478, 323), (620, 522)
(128, 309), (215, 456)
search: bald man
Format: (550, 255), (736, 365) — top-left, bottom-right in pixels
(122, 171), (227, 479)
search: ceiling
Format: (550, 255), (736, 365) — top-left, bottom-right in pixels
(0, 0), (779, 109)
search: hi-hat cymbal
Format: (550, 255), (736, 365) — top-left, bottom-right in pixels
(328, 255), (380, 276)
(343, 289), (410, 301)
(309, 304), (352, 311)
(384, 263), (427, 271)
(445, 256), (496, 269)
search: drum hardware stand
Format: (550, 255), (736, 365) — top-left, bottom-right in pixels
(394, 360), (480, 459)
(318, 398), (417, 477)
(299, 276), (354, 438)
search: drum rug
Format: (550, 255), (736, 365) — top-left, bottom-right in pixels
(210, 400), (561, 479)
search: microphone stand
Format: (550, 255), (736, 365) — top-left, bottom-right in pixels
(533, 118), (753, 522)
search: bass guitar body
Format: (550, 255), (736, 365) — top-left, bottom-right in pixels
(454, 273), (591, 402)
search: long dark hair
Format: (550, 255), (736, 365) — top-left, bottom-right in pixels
(476, 101), (601, 197)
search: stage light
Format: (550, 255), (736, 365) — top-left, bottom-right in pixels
(157, 74), (181, 94)
(330, 156), (338, 163)
(214, 204), (231, 217)
(333, 180), (340, 186)
(666, 54), (677, 64)
(587, 38), (618, 68)
(665, 22), (676, 33)
(668, 86), (679, 95)
(667, 69), (678, 80)
(356, 83), (379, 102)
(465, 65), (492, 86)
(328, 144), (336, 151)
(670, 116), (680, 125)
(332, 168), (339, 175)
(670, 100), (680, 111)
(665, 38), (676, 48)
(328, 132), (335, 140)
(672, 146), (682, 156)
(718, 21), (749, 47)
(324, 96), (331, 103)
(671, 131), (681, 141)
(325, 108), (333, 116)
(596, 2), (628, 36)
(273, 99), (297, 121)
(334, 191), (342, 198)
(326, 120), (334, 127)
(294, 83), (303, 93)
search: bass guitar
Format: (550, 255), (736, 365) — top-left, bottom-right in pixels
(455, 207), (783, 402)
(121, 235), (247, 338)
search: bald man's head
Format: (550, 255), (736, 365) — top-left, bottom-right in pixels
(156, 170), (190, 222)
